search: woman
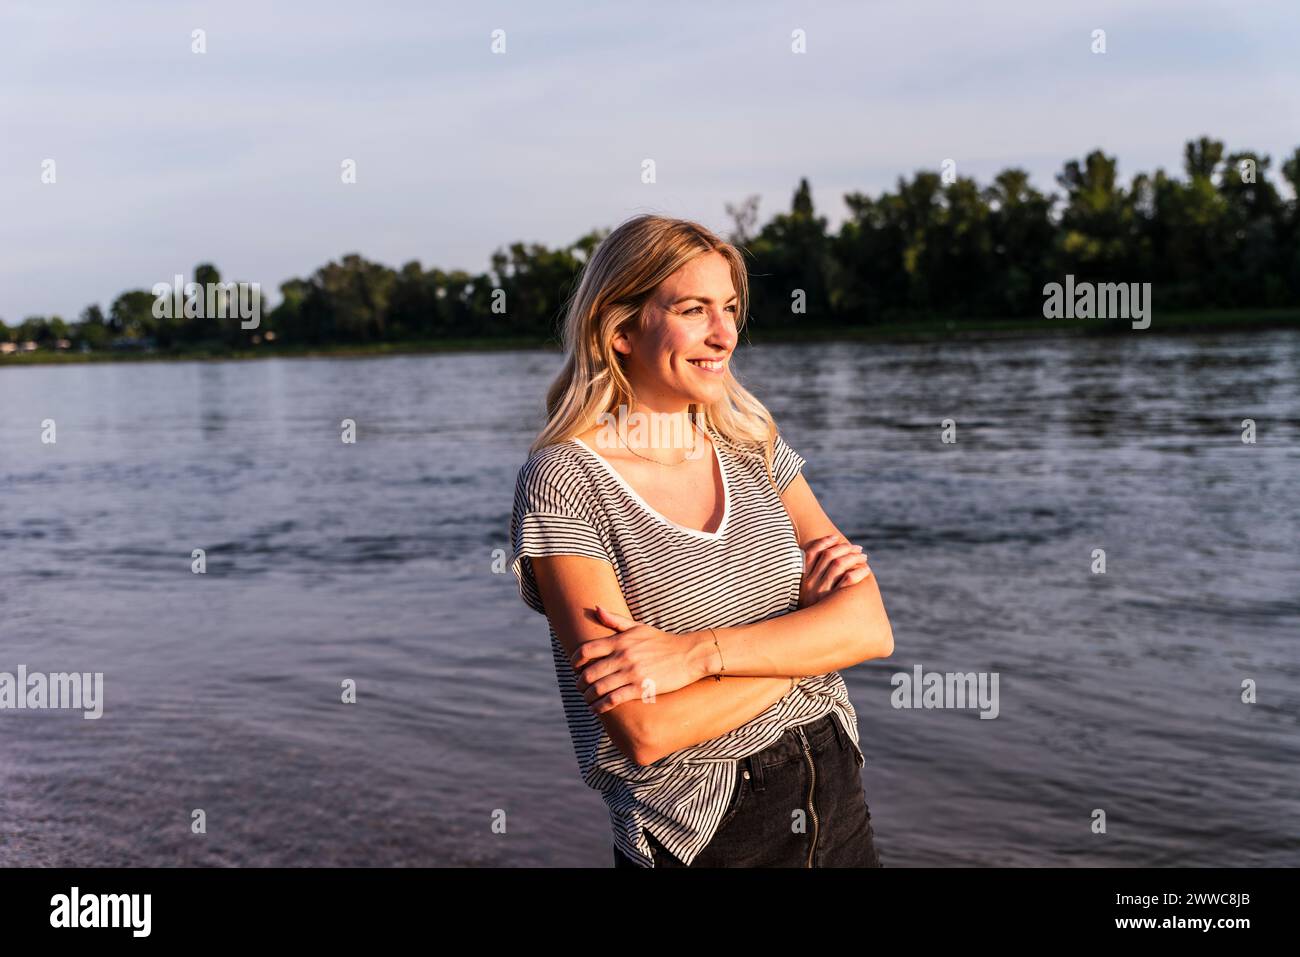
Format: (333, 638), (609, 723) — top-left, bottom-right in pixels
(509, 214), (895, 867)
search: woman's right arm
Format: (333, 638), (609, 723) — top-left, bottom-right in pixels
(531, 552), (794, 766)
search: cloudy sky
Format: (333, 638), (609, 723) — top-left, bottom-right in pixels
(2, 0), (1297, 322)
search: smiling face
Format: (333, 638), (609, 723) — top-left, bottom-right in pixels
(612, 250), (740, 415)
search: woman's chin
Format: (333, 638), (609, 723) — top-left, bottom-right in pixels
(681, 379), (726, 403)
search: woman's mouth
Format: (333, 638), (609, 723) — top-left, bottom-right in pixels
(687, 358), (727, 375)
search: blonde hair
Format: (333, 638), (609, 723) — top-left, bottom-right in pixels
(530, 213), (784, 486)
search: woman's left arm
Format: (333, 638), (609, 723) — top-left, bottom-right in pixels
(691, 471), (894, 678)
(571, 472), (895, 711)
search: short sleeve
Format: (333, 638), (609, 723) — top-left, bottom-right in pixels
(771, 433), (806, 493)
(509, 453), (613, 616)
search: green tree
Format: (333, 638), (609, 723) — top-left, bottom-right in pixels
(1055, 150), (1138, 282)
(109, 290), (157, 339)
(1280, 147), (1300, 301)
(984, 168), (1058, 315)
(748, 178), (833, 327)
(75, 304), (110, 350)
(487, 241), (584, 337)
(1219, 150), (1286, 305)
(17, 316), (52, 345)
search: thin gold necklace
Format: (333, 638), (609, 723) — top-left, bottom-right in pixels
(616, 421), (702, 467)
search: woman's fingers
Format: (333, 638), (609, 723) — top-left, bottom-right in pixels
(593, 604), (637, 631)
(805, 535), (863, 566)
(806, 538), (854, 570)
(800, 535), (871, 607)
(807, 541), (863, 590)
(817, 557), (867, 593)
(807, 534), (841, 549)
(833, 563), (873, 588)
(806, 542), (854, 590)
(802, 534), (844, 567)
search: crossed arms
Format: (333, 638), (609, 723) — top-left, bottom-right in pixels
(530, 472), (895, 766)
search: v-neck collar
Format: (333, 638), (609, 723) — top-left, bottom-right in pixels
(570, 426), (731, 540)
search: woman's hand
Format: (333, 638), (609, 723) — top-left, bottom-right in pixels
(799, 533), (872, 609)
(571, 606), (706, 714)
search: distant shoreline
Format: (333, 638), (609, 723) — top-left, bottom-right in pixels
(3, 308), (1297, 366)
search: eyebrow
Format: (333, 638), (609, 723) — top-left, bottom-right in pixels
(670, 294), (739, 305)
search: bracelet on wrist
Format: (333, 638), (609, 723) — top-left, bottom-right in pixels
(706, 626), (725, 681)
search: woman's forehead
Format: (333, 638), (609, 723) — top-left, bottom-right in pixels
(658, 259), (737, 301)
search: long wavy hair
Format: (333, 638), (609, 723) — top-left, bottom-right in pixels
(529, 213), (785, 487)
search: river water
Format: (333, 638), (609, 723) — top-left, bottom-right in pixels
(1, 329), (1297, 866)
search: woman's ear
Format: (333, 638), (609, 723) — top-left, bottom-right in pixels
(614, 301), (651, 357)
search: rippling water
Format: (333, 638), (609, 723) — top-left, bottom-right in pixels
(2, 330), (1298, 866)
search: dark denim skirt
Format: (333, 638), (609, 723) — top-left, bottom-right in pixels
(614, 711), (882, 868)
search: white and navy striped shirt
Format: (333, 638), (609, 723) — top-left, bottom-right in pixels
(509, 423), (865, 867)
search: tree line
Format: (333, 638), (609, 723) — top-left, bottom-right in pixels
(4, 135), (1297, 352)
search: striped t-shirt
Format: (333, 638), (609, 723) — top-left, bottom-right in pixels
(509, 422), (865, 867)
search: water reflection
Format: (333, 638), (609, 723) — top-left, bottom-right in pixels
(0, 330), (1297, 866)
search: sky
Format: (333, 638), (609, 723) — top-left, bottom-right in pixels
(2, 0), (1298, 322)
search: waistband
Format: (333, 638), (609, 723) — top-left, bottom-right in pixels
(739, 711), (847, 777)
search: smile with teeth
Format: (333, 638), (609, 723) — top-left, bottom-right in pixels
(688, 358), (727, 373)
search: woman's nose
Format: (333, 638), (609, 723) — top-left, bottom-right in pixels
(708, 308), (738, 344)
